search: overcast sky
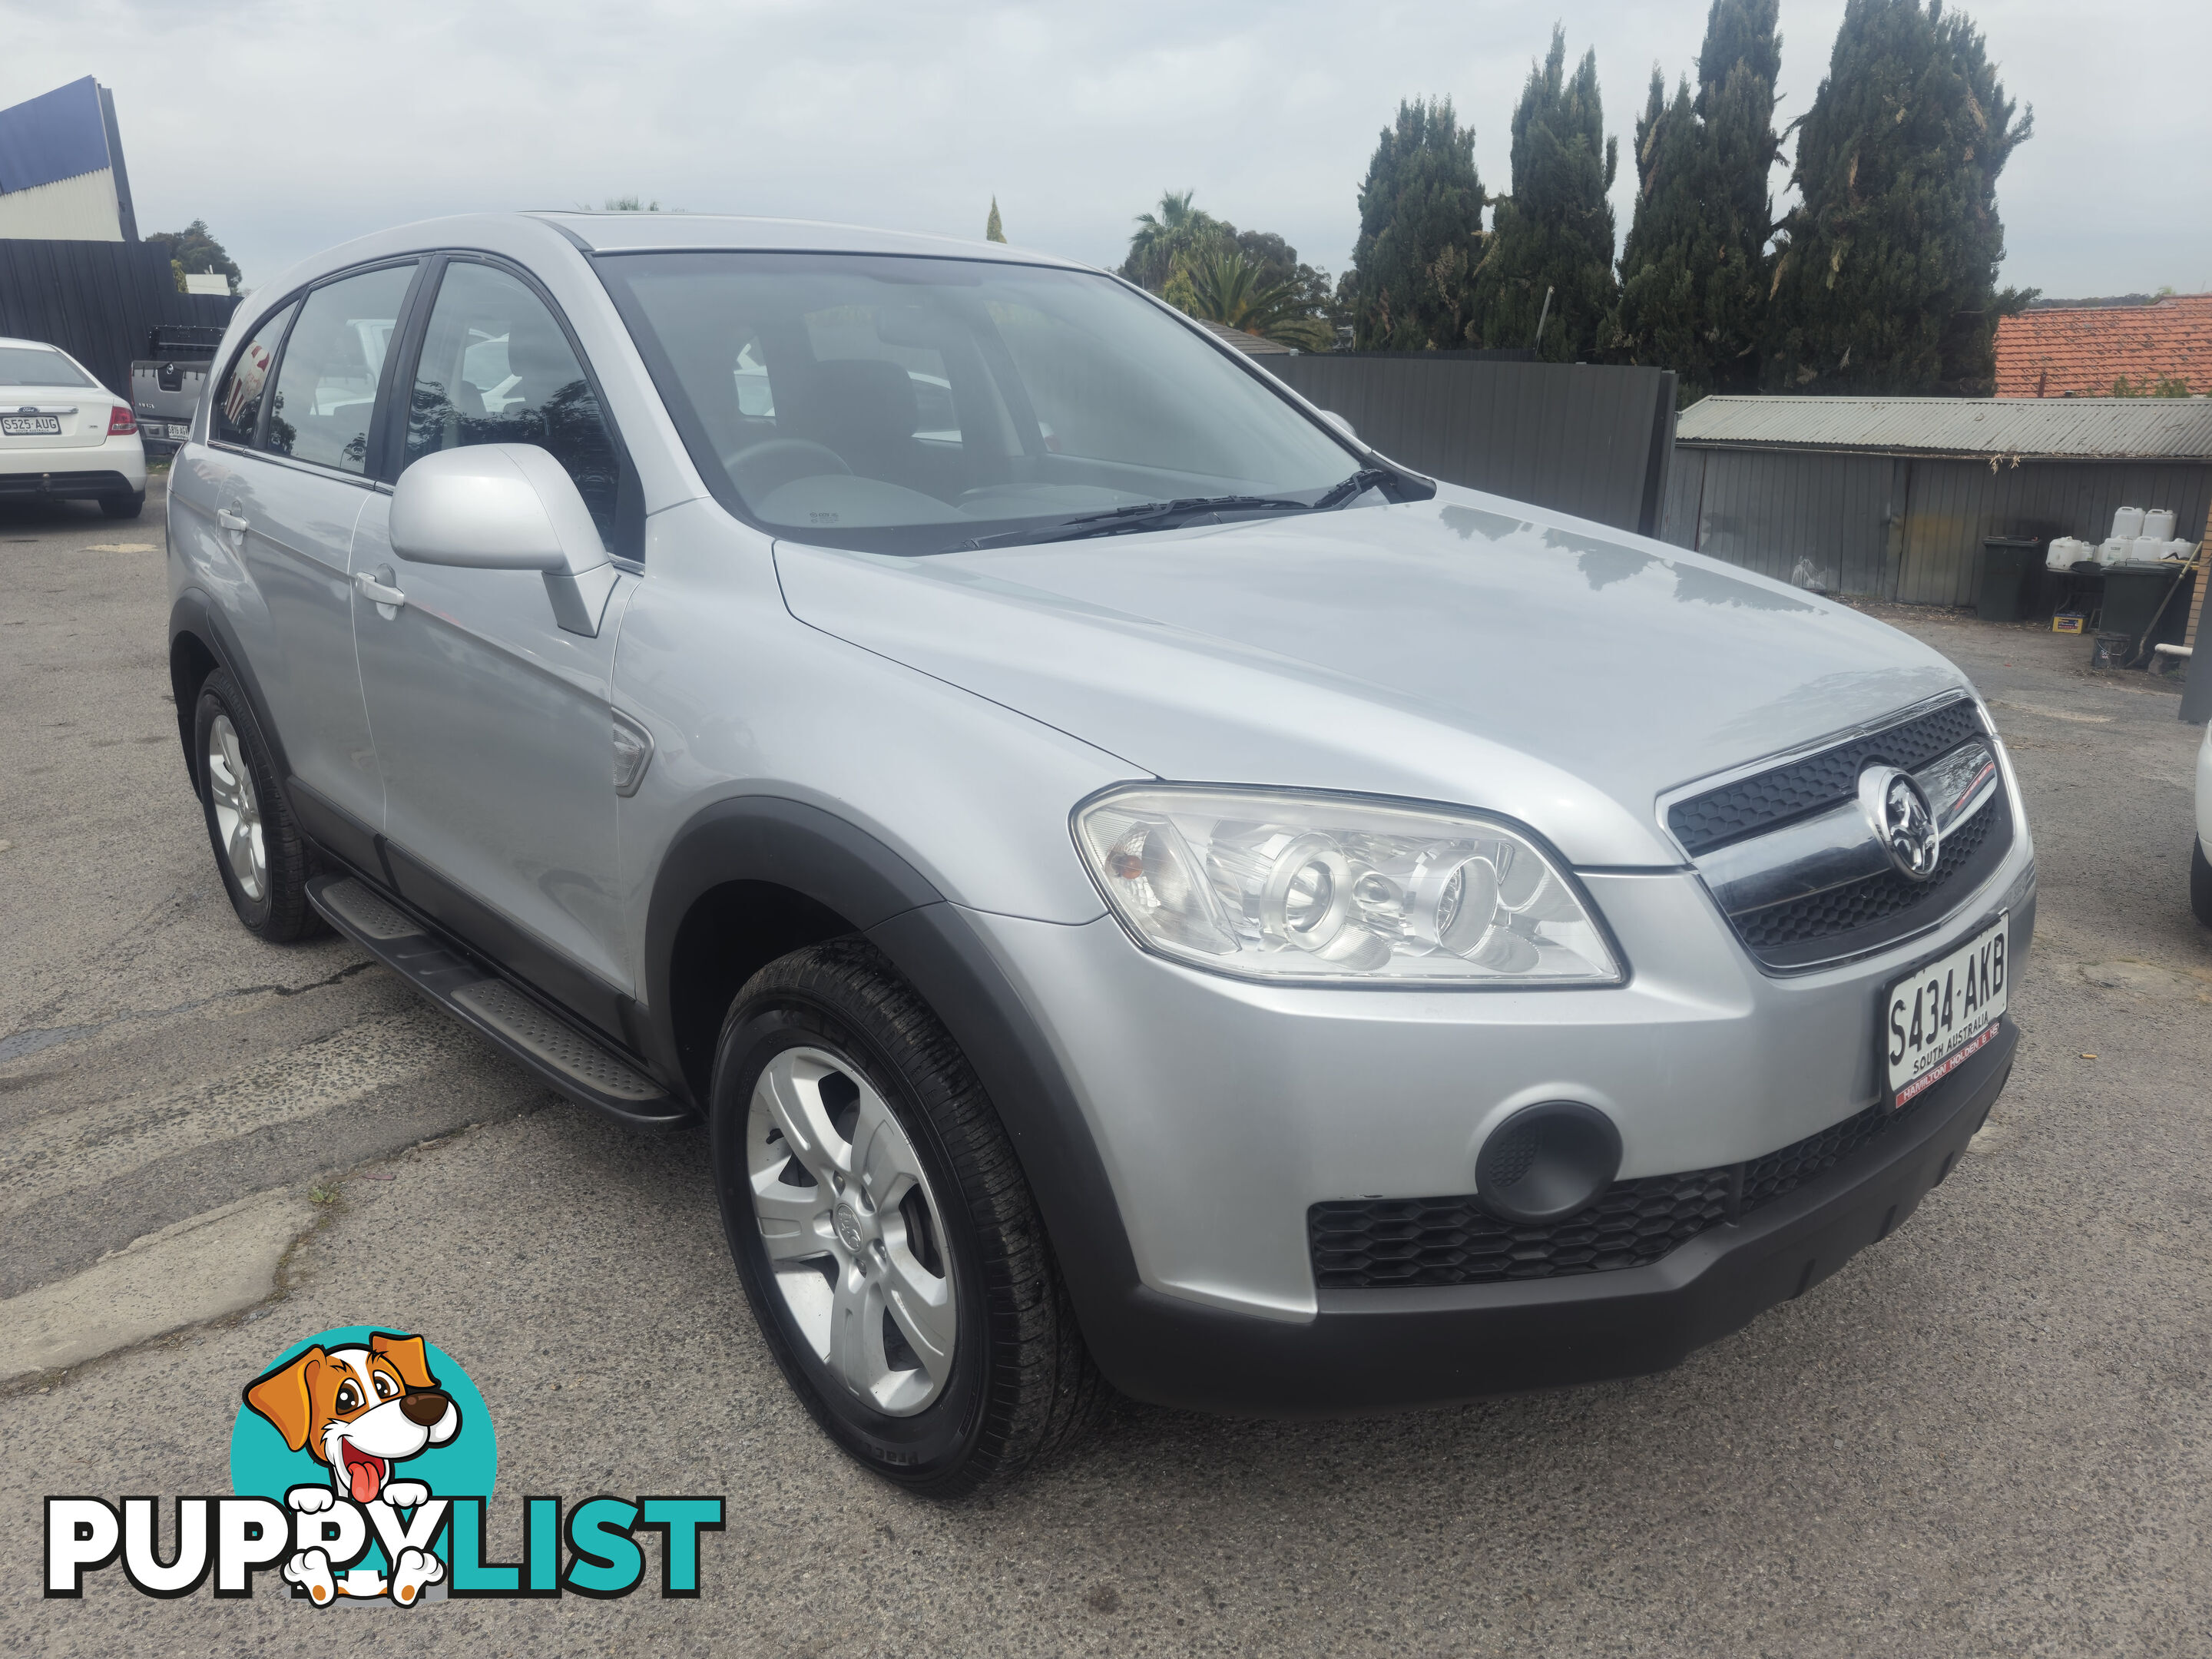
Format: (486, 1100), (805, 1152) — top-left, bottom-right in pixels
(6, 0), (2208, 301)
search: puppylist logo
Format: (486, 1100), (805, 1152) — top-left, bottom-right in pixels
(45, 1326), (724, 1604)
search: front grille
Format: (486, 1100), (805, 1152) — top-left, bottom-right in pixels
(1668, 700), (1982, 856)
(1729, 780), (2008, 968)
(1310, 1099), (1901, 1291)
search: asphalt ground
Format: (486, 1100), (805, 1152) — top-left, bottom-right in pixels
(3, 483), (2208, 1656)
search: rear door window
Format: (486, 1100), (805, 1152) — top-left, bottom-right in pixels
(210, 303), (296, 448)
(264, 264), (415, 473)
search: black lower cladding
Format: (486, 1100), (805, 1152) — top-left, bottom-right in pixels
(1312, 1094), (1915, 1291)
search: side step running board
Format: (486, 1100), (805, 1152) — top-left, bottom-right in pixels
(309, 874), (691, 1129)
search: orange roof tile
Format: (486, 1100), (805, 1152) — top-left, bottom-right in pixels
(1995, 295), (2212, 398)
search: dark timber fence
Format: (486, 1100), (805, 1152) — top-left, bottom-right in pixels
(0, 238), (237, 399)
(1260, 355), (1678, 538)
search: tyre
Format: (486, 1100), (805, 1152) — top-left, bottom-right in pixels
(101, 492), (145, 519)
(2193, 837), (2212, 929)
(193, 667), (323, 942)
(709, 937), (1101, 1496)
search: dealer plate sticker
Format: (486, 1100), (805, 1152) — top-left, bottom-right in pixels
(1883, 912), (2007, 1109)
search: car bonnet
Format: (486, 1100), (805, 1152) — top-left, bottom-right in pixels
(770, 491), (1966, 867)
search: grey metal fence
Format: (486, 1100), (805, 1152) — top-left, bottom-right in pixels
(1260, 355), (1678, 538)
(0, 237), (236, 399)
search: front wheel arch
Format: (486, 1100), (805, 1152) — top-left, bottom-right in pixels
(641, 798), (1147, 1380)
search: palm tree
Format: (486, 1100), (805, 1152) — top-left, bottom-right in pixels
(1176, 250), (1333, 351)
(1121, 190), (1233, 291)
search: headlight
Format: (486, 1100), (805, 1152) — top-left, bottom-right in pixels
(1073, 786), (1622, 985)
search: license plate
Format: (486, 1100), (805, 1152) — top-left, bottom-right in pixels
(158, 422), (190, 439)
(2, 416), (61, 435)
(1882, 912), (2008, 1109)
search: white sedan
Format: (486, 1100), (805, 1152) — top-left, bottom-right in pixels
(0, 336), (147, 518)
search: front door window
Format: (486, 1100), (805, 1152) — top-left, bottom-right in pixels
(404, 262), (624, 548)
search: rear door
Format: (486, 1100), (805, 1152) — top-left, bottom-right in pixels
(198, 263), (420, 859)
(351, 256), (643, 1030)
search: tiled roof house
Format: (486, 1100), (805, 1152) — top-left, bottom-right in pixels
(1191, 316), (1298, 355)
(1994, 295), (2212, 398)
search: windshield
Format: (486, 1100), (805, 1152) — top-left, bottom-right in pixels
(0, 346), (95, 389)
(598, 252), (1369, 555)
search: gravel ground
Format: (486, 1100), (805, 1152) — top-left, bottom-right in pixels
(3, 492), (2208, 1656)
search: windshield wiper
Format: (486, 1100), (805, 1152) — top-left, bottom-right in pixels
(1312, 467), (1399, 509)
(942, 469), (1406, 554)
(948, 494), (1317, 552)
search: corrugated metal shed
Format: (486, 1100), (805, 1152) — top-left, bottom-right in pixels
(1675, 395), (2212, 462)
(1664, 395), (2212, 608)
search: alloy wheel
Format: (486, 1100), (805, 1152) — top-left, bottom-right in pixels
(745, 1045), (958, 1415)
(205, 713), (267, 902)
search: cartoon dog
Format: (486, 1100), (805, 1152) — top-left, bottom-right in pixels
(242, 1330), (460, 1605)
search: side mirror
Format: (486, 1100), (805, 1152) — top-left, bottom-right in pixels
(1318, 409), (1357, 442)
(389, 443), (617, 637)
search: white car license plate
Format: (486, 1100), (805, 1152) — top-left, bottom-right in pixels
(1882, 912), (2008, 1109)
(2, 416), (61, 435)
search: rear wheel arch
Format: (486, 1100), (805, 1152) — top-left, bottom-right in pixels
(168, 592), (290, 799)
(168, 627), (220, 790)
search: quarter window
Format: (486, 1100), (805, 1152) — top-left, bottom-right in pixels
(210, 303), (295, 448)
(264, 265), (415, 472)
(404, 262), (623, 546)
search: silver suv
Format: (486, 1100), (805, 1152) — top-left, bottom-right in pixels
(167, 214), (2034, 1494)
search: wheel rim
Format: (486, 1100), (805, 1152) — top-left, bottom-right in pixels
(746, 1045), (957, 1416)
(205, 713), (267, 902)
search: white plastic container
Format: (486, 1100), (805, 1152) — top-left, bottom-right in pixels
(2136, 535), (2173, 561)
(2112, 506), (2147, 540)
(2098, 537), (2132, 566)
(2143, 508), (2177, 541)
(2048, 535), (2095, 569)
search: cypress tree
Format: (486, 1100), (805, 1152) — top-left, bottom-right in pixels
(1340, 99), (1487, 351)
(1614, 75), (1704, 383)
(1615, 0), (1783, 399)
(985, 197), (1006, 243)
(1470, 26), (1618, 361)
(1763, 0), (2032, 394)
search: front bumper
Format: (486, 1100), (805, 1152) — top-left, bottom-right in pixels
(1084, 1018), (2012, 1414)
(963, 849), (2035, 1320)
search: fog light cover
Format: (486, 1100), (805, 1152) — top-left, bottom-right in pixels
(1475, 1101), (1622, 1222)
(1074, 786), (1621, 985)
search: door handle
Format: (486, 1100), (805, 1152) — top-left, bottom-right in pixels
(353, 568), (407, 609)
(217, 508), (249, 532)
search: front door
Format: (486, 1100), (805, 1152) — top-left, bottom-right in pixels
(352, 257), (637, 1028)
